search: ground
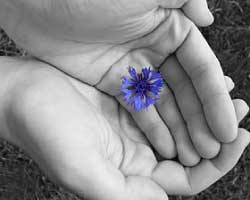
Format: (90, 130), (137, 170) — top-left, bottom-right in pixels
(0, 0), (250, 199)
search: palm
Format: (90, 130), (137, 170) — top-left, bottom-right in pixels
(68, 76), (158, 176)
(9, 65), (154, 169)
(7, 64), (166, 199)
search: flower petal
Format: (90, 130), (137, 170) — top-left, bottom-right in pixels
(133, 95), (145, 111)
(148, 86), (160, 95)
(152, 79), (164, 88)
(142, 67), (151, 80)
(150, 71), (162, 81)
(121, 77), (135, 88)
(145, 95), (157, 107)
(121, 88), (135, 103)
(128, 67), (138, 81)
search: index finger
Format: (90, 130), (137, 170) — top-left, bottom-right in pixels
(176, 24), (238, 143)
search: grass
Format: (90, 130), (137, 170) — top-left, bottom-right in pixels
(0, 0), (250, 199)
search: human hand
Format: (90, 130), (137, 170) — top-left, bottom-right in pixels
(0, 8), (241, 166)
(0, 0), (213, 44)
(0, 57), (249, 199)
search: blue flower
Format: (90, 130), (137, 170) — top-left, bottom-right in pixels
(121, 67), (163, 111)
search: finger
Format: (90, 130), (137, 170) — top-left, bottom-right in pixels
(225, 76), (235, 91)
(155, 75), (235, 166)
(156, 84), (201, 166)
(119, 97), (177, 158)
(176, 23), (238, 143)
(133, 10), (237, 143)
(156, 0), (214, 26)
(161, 55), (220, 159)
(151, 98), (250, 195)
(96, 49), (177, 158)
(182, 0), (214, 26)
(233, 99), (249, 123)
(152, 128), (250, 195)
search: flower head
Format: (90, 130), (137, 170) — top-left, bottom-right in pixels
(121, 66), (163, 111)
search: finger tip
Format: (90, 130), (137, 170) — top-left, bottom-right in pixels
(208, 102), (239, 143)
(239, 99), (249, 113)
(179, 154), (201, 167)
(187, 9), (214, 27)
(198, 16), (214, 27)
(199, 142), (221, 159)
(212, 116), (238, 143)
(176, 143), (201, 167)
(163, 146), (178, 159)
(156, 131), (178, 159)
(225, 76), (235, 91)
(207, 12), (215, 25)
(234, 99), (249, 122)
(217, 126), (238, 143)
(238, 128), (250, 144)
(156, 139), (177, 159)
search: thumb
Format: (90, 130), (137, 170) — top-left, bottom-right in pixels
(182, 0), (214, 26)
(60, 148), (168, 200)
(157, 0), (214, 26)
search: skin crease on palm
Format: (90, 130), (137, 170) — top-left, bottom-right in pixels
(0, 0), (214, 43)
(0, 1), (242, 166)
(0, 57), (249, 200)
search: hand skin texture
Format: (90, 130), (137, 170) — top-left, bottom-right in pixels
(0, 5), (241, 166)
(0, 0), (213, 44)
(0, 57), (249, 200)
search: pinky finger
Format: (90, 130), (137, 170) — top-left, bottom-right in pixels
(233, 99), (249, 123)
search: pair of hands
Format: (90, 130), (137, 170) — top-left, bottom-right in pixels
(0, 0), (240, 163)
(0, 0), (249, 199)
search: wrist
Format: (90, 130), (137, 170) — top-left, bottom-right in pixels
(0, 57), (57, 147)
(0, 57), (31, 144)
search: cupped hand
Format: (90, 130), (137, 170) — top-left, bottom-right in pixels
(0, 0), (213, 44)
(0, 7), (240, 165)
(1, 57), (249, 200)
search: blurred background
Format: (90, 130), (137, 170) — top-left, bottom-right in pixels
(0, 0), (250, 199)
